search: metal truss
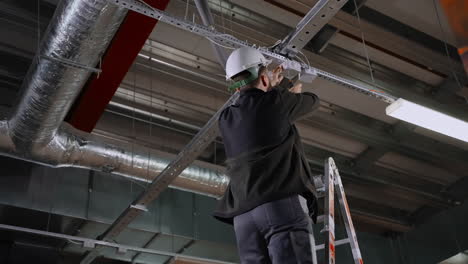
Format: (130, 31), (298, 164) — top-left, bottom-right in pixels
(107, 0), (397, 104)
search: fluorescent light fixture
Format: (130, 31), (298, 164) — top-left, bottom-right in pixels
(386, 98), (468, 143)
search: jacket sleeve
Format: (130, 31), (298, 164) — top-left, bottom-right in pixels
(273, 78), (320, 123)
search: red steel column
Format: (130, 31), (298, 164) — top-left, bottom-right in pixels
(66, 0), (171, 132)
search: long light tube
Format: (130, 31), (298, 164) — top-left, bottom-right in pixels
(386, 98), (468, 142)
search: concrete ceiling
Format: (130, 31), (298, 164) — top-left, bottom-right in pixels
(365, 0), (457, 46)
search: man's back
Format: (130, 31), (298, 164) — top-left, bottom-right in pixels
(220, 87), (290, 158)
(214, 79), (320, 224)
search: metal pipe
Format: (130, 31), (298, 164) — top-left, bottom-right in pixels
(8, 0), (127, 150)
(193, 0), (229, 69)
(47, 123), (229, 198)
(0, 121), (228, 198)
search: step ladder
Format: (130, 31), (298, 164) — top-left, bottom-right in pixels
(309, 157), (363, 264)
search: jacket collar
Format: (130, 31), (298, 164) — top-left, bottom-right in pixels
(239, 87), (264, 95)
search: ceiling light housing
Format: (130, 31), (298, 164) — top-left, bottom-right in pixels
(386, 98), (468, 143)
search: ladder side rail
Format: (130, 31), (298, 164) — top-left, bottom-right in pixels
(323, 158), (336, 264)
(309, 224), (318, 264)
(332, 159), (364, 264)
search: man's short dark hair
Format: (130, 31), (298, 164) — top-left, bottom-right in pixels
(232, 66), (267, 89)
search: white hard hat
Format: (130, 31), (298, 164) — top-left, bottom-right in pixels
(225, 47), (271, 80)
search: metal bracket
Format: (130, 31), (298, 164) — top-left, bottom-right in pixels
(130, 204), (148, 212)
(83, 240), (96, 249)
(116, 247), (128, 255)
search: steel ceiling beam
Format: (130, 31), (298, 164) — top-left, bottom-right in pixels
(274, 0), (348, 57)
(66, 0), (171, 133)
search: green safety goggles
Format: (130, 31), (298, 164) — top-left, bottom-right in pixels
(227, 67), (260, 92)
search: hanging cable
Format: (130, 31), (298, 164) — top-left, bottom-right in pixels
(185, 0), (190, 20)
(67, 239), (82, 245)
(219, 0), (225, 34)
(138, 0), (154, 10)
(37, 0), (40, 52)
(130, 71), (137, 196)
(352, 0), (375, 83)
(147, 46), (154, 188)
(229, 1), (234, 35)
(298, 50), (311, 68)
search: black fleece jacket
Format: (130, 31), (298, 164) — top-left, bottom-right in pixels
(213, 78), (320, 224)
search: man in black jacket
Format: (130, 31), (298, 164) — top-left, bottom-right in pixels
(213, 47), (320, 263)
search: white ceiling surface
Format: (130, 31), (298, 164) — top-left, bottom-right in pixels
(377, 152), (460, 185)
(365, 0), (457, 46)
(149, 22), (220, 63)
(329, 33), (444, 86)
(413, 126), (468, 152)
(297, 124), (367, 158)
(305, 77), (397, 124)
(229, 0), (302, 28)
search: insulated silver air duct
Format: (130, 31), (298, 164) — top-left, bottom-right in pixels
(48, 124), (229, 197)
(0, 120), (229, 198)
(9, 0), (127, 150)
(0, 0), (230, 199)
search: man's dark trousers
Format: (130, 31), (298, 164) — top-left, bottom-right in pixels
(233, 195), (313, 264)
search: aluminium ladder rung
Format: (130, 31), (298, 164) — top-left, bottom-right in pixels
(314, 238), (350, 251)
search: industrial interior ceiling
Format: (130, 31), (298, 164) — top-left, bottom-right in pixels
(0, 0), (467, 263)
